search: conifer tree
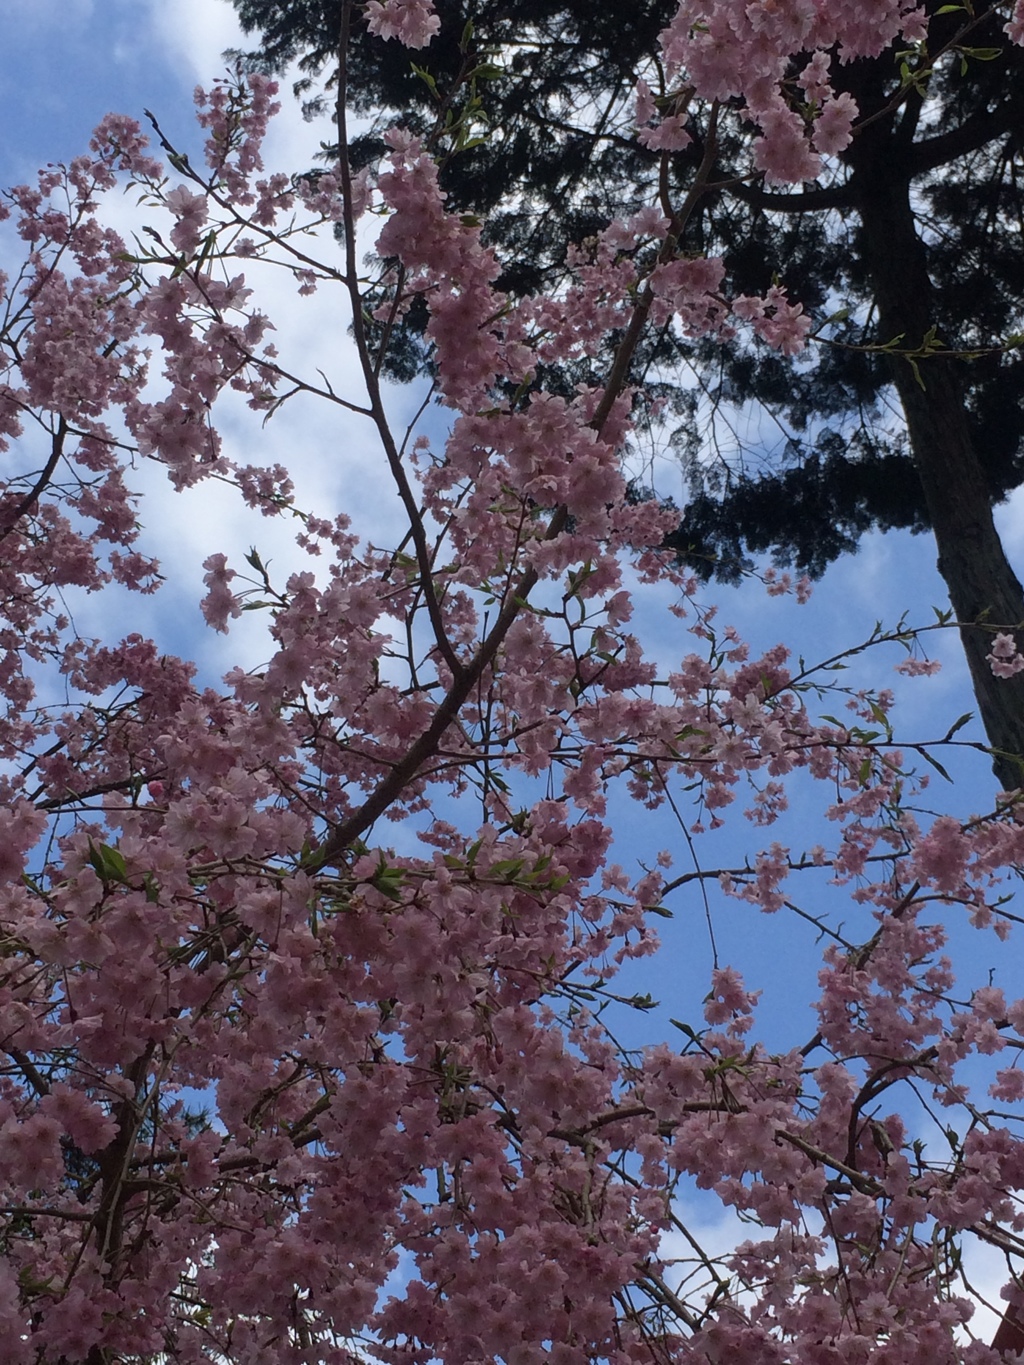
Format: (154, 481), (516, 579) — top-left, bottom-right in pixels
(228, 0), (1024, 784)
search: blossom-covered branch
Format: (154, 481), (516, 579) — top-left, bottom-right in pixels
(2, 3), (1024, 1362)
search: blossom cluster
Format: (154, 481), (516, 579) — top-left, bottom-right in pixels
(1, 3), (1024, 1362)
(988, 632), (1024, 679)
(651, 0), (933, 183)
(366, 0), (441, 48)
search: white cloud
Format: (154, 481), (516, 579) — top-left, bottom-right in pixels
(144, 0), (248, 86)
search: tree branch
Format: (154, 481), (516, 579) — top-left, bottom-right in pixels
(0, 416), (67, 542)
(906, 94), (1024, 177)
(315, 101), (725, 866)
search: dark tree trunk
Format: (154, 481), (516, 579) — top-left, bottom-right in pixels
(992, 1299), (1024, 1357)
(849, 135), (1024, 790)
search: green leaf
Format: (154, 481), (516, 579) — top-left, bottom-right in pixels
(87, 841), (128, 885)
(921, 749), (953, 783)
(410, 63), (438, 96)
(372, 869), (405, 904)
(943, 712), (973, 741)
(626, 993), (657, 1011)
(488, 859), (524, 879)
(195, 228), (217, 273)
(298, 841), (327, 873)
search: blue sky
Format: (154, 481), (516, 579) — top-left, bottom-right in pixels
(4, 0), (1021, 1057)
(4, 0), (1021, 1062)
(0, 0), (220, 177)
(3, 1), (1022, 1333)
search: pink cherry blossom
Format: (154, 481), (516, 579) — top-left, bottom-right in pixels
(365, 0), (440, 48)
(988, 631), (1024, 678)
(165, 184), (209, 252)
(1, 6), (1024, 1360)
(733, 284), (813, 354)
(812, 91), (858, 155)
(200, 551), (242, 632)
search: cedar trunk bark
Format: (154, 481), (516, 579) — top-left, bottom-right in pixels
(849, 139), (1024, 790)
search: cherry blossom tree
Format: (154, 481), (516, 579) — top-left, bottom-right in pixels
(4, 1), (1024, 1360)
